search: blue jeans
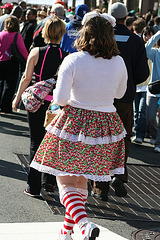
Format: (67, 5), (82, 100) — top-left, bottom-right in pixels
(133, 92), (147, 140)
(146, 95), (160, 147)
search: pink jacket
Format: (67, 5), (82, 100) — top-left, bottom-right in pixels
(0, 31), (28, 61)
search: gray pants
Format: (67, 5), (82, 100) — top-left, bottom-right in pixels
(146, 95), (160, 147)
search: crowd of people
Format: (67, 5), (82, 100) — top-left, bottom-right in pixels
(0, 1), (160, 240)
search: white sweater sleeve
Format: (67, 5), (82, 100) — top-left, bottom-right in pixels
(115, 59), (128, 99)
(53, 57), (73, 106)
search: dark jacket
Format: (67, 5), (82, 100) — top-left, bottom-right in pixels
(32, 17), (49, 47)
(114, 24), (149, 103)
(21, 19), (37, 52)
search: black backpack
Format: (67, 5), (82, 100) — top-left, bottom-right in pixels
(11, 33), (26, 64)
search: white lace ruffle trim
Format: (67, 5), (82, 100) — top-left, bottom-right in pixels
(30, 161), (125, 182)
(46, 126), (127, 145)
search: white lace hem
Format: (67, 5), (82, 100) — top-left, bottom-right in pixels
(46, 126), (127, 145)
(30, 161), (125, 182)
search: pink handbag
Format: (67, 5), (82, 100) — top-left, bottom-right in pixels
(21, 46), (62, 113)
(21, 78), (56, 113)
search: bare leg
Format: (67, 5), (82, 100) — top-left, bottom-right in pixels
(56, 175), (88, 191)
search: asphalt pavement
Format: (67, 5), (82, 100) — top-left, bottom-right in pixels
(0, 109), (160, 240)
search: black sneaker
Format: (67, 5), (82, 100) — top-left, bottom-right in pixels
(24, 187), (41, 197)
(44, 184), (55, 192)
(91, 191), (108, 201)
(111, 177), (127, 197)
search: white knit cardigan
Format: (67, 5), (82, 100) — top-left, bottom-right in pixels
(53, 51), (128, 112)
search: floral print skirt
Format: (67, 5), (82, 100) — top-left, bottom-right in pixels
(30, 105), (126, 182)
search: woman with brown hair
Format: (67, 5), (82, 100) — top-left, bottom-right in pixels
(30, 12), (128, 240)
(0, 16), (28, 113)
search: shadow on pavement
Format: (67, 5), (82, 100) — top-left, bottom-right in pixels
(0, 121), (29, 137)
(0, 159), (27, 182)
(129, 142), (160, 166)
(1, 112), (28, 122)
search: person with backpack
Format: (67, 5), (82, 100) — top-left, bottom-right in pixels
(0, 16), (28, 113)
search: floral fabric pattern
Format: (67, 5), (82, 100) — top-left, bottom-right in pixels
(31, 105), (126, 181)
(46, 106), (126, 145)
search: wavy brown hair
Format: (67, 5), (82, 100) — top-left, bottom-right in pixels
(4, 16), (19, 32)
(75, 16), (119, 59)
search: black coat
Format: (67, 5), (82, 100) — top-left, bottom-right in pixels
(114, 24), (149, 103)
(21, 19), (37, 52)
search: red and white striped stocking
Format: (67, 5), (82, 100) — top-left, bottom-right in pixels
(61, 210), (75, 235)
(60, 187), (88, 236)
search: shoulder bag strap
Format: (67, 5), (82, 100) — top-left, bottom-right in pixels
(13, 32), (18, 45)
(54, 48), (63, 76)
(35, 46), (63, 82)
(59, 47), (62, 59)
(39, 46), (50, 82)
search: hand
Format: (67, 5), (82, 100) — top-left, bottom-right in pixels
(12, 97), (19, 112)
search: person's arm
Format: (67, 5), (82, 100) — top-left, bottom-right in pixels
(12, 47), (39, 111)
(53, 56), (73, 106)
(115, 58), (128, 99)
(145, 31), (160, 60)
(17, 32), (29, 60)
(135, 39), (149, 84)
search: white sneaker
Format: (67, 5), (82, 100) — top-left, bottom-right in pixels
(154, 147), (160, 153)
(150, 138), (156, 145)
(84, 221), (100, 240)
(134, 137), (143, 144)
(57, 232), (73, 240)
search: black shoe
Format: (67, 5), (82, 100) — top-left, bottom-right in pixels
(111, 177), (127, 197)
(43, 184), (55, 192)
(91, 190), (108, 201)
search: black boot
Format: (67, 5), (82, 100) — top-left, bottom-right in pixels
(111, 177), (127, 197)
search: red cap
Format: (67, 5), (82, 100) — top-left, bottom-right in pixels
(1, 3), (13, 10)
(54, 0), (65, 7)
